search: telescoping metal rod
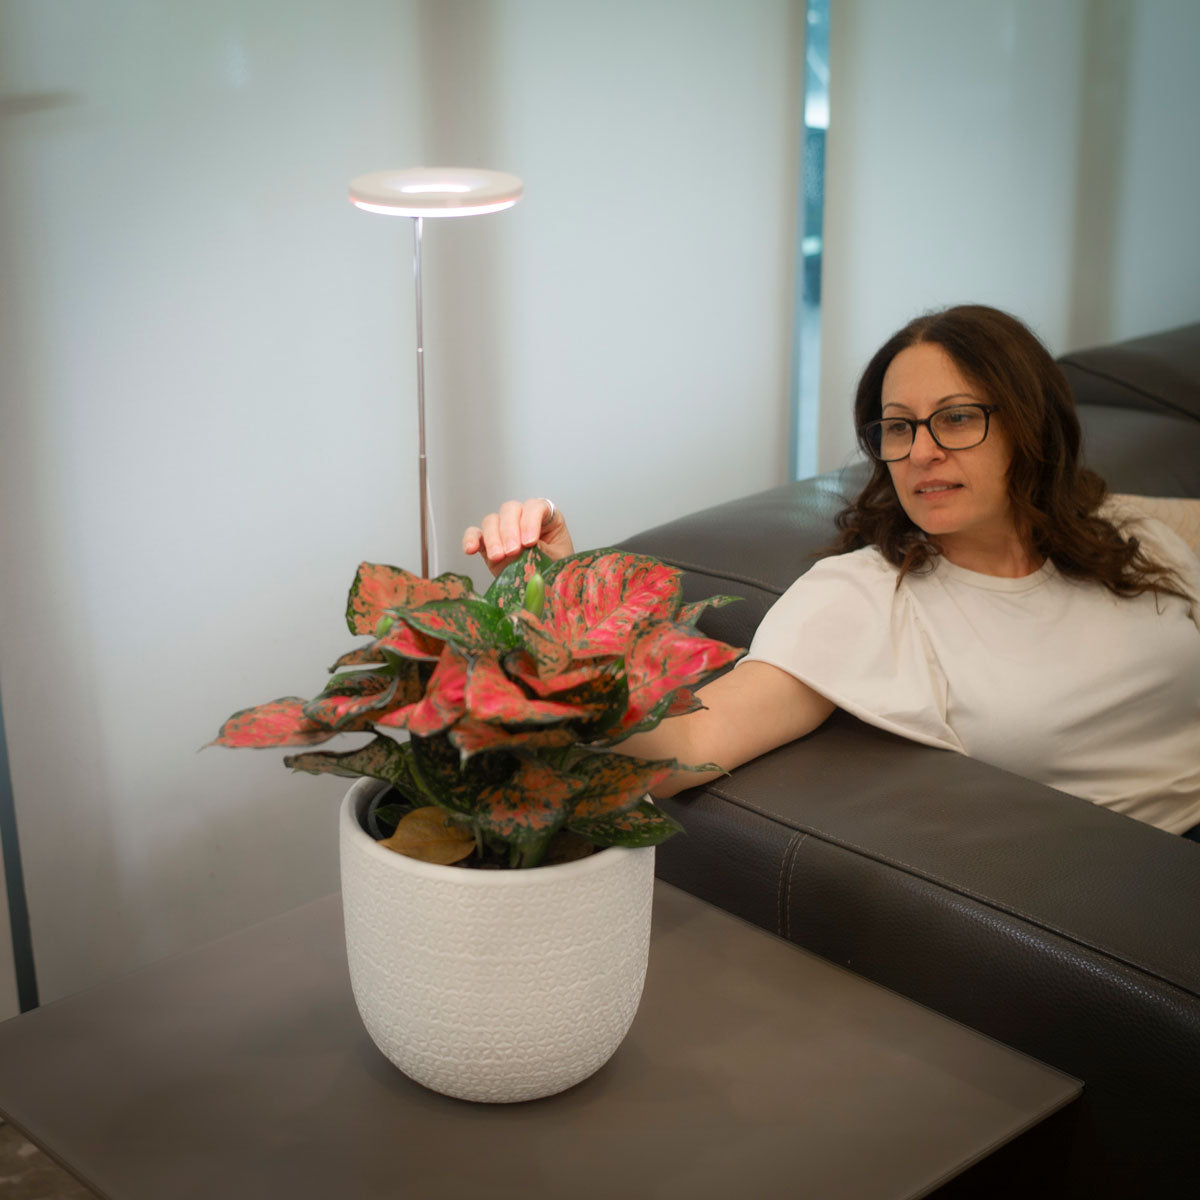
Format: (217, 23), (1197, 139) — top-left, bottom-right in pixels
(412, 215), (429, 578)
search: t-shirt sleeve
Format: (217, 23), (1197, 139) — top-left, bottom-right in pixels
(741, 547), (964, 753)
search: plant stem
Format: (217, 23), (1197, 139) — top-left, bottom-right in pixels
(517, 828), (556, 870)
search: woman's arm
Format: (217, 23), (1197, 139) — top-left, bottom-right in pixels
(617, 661), (835, 798)
(463, 499), (835, 793)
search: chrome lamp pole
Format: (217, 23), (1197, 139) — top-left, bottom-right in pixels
(348, 168), (524, 578)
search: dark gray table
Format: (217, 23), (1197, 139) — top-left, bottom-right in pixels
(0, 883), (1079, 1199)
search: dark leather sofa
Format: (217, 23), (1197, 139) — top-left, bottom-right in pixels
(621, 323), (1200, 1198)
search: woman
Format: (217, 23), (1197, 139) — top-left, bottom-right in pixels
(463, 306), (1200, 837)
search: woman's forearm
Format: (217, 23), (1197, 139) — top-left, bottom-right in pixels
(612, 662), (837, 799)
(615, 717), (724, 799)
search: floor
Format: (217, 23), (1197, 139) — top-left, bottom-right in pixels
(0, 1121), (94, 1199)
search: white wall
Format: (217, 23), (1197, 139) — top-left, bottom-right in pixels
(0, 2), (802, 1003)
(819, 0), (1087, 472)
(422, 0), (804, 569)
(1107, 0), (1200, 339)
(818, 0), (1200, 473)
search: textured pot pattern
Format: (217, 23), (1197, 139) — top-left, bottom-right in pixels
(339, 779), (655, 1103)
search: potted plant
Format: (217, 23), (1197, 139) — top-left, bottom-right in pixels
(211, 547), (741, 1102)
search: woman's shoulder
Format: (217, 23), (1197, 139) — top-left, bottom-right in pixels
(800, 544), (897, 582)
(772, 545), (902, 615)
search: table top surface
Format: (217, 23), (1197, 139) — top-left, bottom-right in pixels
(0, 882), (1079, 1200)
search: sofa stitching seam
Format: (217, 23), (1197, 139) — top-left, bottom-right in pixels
(776, 831), (806, 940)
(703, 783), (1200, 999)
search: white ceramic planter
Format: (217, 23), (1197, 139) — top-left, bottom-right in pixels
(339, 778), (655, 1103)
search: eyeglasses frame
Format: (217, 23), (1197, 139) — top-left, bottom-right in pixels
(859, 401), (1001, 463)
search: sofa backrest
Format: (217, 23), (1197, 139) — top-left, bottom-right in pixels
(1059, 322), (1200, 422)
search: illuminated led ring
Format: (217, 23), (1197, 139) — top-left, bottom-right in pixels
(348, 168), (524, 218)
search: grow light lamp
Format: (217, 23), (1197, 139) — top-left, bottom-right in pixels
(349, 167), (524, 578)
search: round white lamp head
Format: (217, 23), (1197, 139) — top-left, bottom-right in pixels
(348, 167), (524, 217)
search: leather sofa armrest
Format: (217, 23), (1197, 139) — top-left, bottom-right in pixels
(652, 711), (1200, 1197)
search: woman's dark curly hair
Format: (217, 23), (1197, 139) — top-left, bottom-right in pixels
(831, 304), (1187, 598)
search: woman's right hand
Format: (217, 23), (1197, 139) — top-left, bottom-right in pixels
(462, 498), (575, 578)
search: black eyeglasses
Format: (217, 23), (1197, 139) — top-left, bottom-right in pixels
(860, 403), (1000, 462)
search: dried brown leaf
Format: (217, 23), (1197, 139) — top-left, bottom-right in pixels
(380, 807), (475, 865)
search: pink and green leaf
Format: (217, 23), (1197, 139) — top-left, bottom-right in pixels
(465, 655), (599, 726)
(375, 620), (445, 663)
(448, 720), (575, 759)
(614, 687), (707, 738)
(678, 594), (742, 627)
(383, 647), (469, 737)
(283, 735), (425, 804)
(569, 799), (684, 848)
(616, 623), (743, 732)
(209, 697), (339, 749)
(303, 670), (400, 730)
(402, 598), (517, 654)
(345, 563), (473, 635)
(512, 611), (572, 675)
(408, 732), (514, 818)
(565, 753), (675, 821)
(663, 687), (703, 717)
(503, 649), (620, 700)
(329, 644), (387, 672)
(475, 759), (580, 843)
(539, 550), (684, 658)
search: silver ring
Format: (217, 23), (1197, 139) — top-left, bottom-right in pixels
(541, 498), (557, 525)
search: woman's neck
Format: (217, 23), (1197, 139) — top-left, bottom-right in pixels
(934, 531), (1044, 578)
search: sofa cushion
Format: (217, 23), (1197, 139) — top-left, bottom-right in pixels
(1109, 494), (1200, 555)
(1078, 404), (1200, 496)
(1059, 322), (1200, 422)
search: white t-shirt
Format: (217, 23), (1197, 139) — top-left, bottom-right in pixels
(743, 507), (1200, 834)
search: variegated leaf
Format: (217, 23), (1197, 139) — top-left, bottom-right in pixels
(504, 649), (617, 696)
(283, 736), (426, 804)
(503, 654), (627, 731)
(475, 759), (580, 844)
(678, 594), (742, 627)
(465, 655), (598, 726)
(386, 647), (469, 738)
(329, 643), (387, 672)
(617, 623), (743, 732)
(209, 697), (338, 749)
(303, 670), (399, 730)
(483, 546), (554, 615)
(570, 799), (684, 848)
(375, 619), (445, 663)
(409, 732), (517, 817)
(664, 687), (704, 717)
(345, 562), (473, 635)
(539, 550), (684, 658)
(512, 611), (572, 675)
(615, 686), (706, 737)
(403, 598), (516, 654)
(564, 753), (675, 821)
(448, 720), (576, 759)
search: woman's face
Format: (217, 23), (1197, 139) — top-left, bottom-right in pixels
(881, 341), (1019, 554)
